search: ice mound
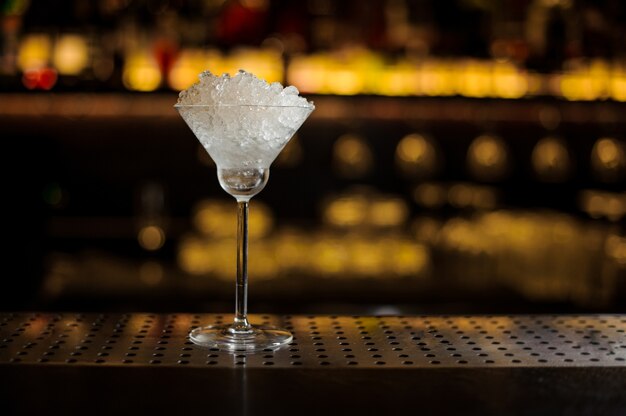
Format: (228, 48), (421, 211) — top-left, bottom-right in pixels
(175, 70), (314, 169)
(177, 70), (314, 108)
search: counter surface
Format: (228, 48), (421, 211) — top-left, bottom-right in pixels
(1, 313), (625, 415)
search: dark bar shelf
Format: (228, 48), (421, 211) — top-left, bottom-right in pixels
(2, 93), (626, 125)
(1, 313), (625, 415)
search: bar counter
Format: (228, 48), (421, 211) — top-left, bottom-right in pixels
(1, 313), (625, 415)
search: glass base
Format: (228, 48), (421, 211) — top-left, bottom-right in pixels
(189, 324), (293, 352)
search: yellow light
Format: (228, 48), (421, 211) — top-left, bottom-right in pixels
(53, 34), (88, 75)
(420, 60), (455, 96)
(123, 51), (162, 92)
(333, 134), (374, 178)
(559, 67), (602, 101)
(248, 201), (274, 238)
(287, 54), (327, 93)
(326, 67), (363, 95)
(467, 135), (509, 181)
(458, 60), (491, 98)
(389, 241), (430, 276)
(324, 195), (368, 228)
(193, 200), (234, 237)
(606, 235), (626, 265)
(312, 235), (347, 275)
(212, 239), (237, 280)
(229, 48), (283, 83)
(168, 50), (206, 90)
(610, 74), (626, 102)
(18, 34), (51, 71)
(138, 225), (166, 251)
(395, 133), (438, 177)
(349, 239), (385, 277)
(249, 243), (278, 280)
(193, 199), (273, 239)
(472, 186), (497, 210)
(493, 62), (528, 99)
(198, 48), (283, 85)
(413, 183), (446, 208)
(274, 230), (310, 272)
(594, 138), (623, 169)
(591, 137), (625, 181)
(369, 197), (409, 227)
(448, 184), (474, 209)
(531, 137), (571, 182)
(412, 217), (441, 243)
(178, 237), (213, 274)
(586, 193), (605, 219)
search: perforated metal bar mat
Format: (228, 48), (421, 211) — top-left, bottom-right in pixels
(1, 313), (625, 367)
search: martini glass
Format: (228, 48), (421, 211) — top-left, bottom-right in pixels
(175, 103), (314, 351)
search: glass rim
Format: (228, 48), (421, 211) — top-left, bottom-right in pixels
(174, 103), (314, 109)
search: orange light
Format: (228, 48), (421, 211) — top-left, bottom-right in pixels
(138, 225), (165, 251)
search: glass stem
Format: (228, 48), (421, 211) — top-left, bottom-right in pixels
(233, 200), (251, 332)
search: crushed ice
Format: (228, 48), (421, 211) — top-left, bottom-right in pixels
(177, 70), (314, 109)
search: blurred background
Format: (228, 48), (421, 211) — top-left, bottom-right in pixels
(1, 0), (625, 315)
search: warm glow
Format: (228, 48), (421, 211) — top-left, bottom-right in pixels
(413, 183), (446, 208)
(594, 138), (623, 169)
(123, 51), (162, 91)
(390, 241), (430, 276)
(333, 134), (374, 178)
(493, 62), (528, 98)
(312, 237), (347, 275)
(610, 74), (626, 102)
(531, 137), (571, 182)
(395, 133), (437, 177)
(606, 235), (626, 265)
(18, 33), (51, 71)
(467, 135), (509, 181)
(591, 137), (625, 181)
(53, 34), (89, 75)
(324, 195), (369, 228)
(138, 225), (166, 250)
(22, 67), (57, 90)
(287, 54), (327, 93)
(448, 184), (474, 209)
(458, 60), (491, 98)
(420, 60), (456, 96)
(193, 199), (273, 239)
(168, 49), (206, 90)
(369, 198), (409, 227)
(193, 200), (234, 238)
(195, 48), (283, 87)
(178, 237), (213, 275)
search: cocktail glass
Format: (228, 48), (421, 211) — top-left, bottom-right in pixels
(175, 104), (314, 351)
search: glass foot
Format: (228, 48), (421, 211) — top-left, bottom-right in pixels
(189, 325), (293, 352)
